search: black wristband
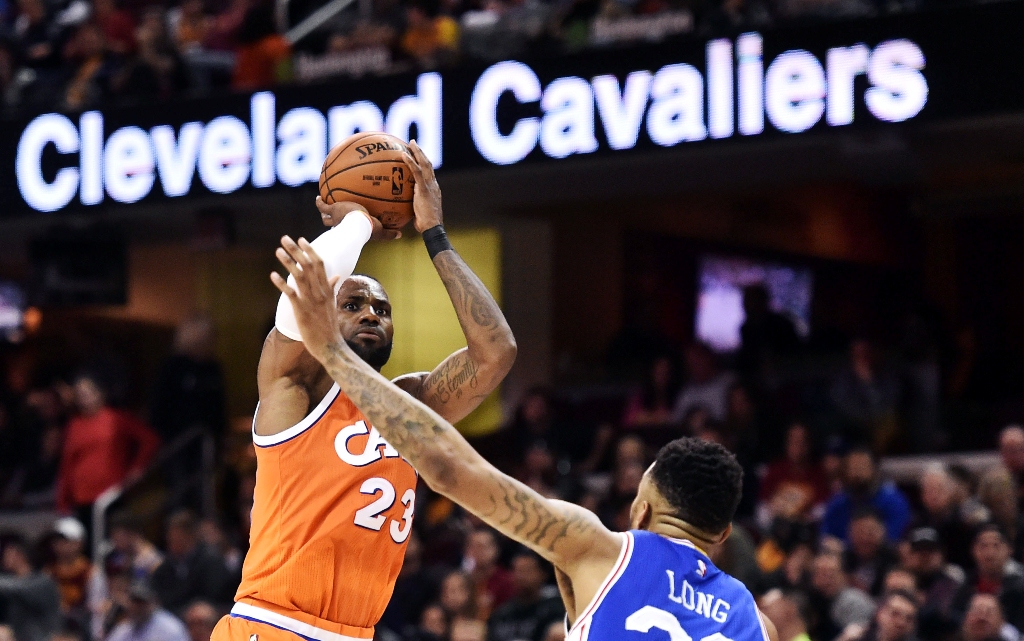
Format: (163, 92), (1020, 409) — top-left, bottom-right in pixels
(423, 224), (453, 259)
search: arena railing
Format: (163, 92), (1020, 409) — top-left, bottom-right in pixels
(91, 427), (217, 565)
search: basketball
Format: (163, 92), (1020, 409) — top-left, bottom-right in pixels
(319, 132), (416, 230)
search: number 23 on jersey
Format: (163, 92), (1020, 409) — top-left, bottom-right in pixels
(354, 477), (415, 543)
(336, 420), (416, 543)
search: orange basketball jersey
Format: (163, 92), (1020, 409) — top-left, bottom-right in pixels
(233, 383), (418, 641)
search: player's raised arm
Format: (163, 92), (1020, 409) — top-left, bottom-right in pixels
(391, 140), (517, 424)
(271, 237), (620, 575)
(257, 202), (399, 436)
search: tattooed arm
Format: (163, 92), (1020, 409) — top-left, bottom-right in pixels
(391, 141), (517, 424)
(271, 235), (622, 612)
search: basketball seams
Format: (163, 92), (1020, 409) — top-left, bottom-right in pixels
(322, 158), (412, 185)
(325, 186), (413, 203)
(323, 159), (413, 204)
(319, 134), (414, 227)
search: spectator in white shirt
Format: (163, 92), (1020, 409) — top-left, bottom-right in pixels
(671, 342), (737, 424)
(107, 583), (188, 641)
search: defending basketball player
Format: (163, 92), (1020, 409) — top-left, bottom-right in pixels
(271, 183), (783, 640)
(210, 141), (516, 641)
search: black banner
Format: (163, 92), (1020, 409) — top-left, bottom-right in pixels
(5, 1), (1024, 215)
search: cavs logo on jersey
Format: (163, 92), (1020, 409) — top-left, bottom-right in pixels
(335, 420), (402, 467)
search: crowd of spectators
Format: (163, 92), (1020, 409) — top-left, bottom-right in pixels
(6, 286), (1024, 641)
(0, 0), (986, 115)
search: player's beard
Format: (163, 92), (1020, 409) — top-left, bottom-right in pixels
(346, 338), (393, 371)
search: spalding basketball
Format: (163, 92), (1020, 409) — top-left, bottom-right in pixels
(319, 132), (415, 230)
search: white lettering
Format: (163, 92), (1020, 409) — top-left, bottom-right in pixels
(79, 111), (103, 205)
(826, 44), (869, 126)
(12, 34), (932, 213)
(335, 420), (400, 466)
(666, 570), (683, 604)
(386, 72), (443, 167)
(647, 64), (707, 146)
(151, 123), (203, 197)
(695, 592), (714, 618)
(540, 76), (598, 159)
(865, 39), (928, 123)
(251, 92), (276, 187)
(198, 116), (251, 194)
(681, 579), (695, 610)
(765, 49), (825, 133)
(328, 101), (385, 149)
(737, 33), (764, 135)
(470, 61), (541, 165)
(277, 107), (326, 187)
(16, 113), (79, 213)
(103, 126), (154, 204)
(593, 71), (651, 150)
(707, 38), (734, 139)
(626, 606), (691, 641)
(711, 599), (730, 623)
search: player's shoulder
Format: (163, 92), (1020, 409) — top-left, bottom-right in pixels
(391, 371), (430, 396)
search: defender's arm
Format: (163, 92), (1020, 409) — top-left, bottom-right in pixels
(271, 237), (620, 578)
(392, 141), (517, 423)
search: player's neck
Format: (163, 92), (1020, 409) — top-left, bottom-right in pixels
(645, 516), (716, 555)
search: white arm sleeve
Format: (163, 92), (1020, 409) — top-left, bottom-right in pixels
(274, 212), (374, 341)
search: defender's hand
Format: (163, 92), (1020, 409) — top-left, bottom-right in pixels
(316, 197), (401, 241)
(402, 140), (443, 233)
(271, 236), (342, 364)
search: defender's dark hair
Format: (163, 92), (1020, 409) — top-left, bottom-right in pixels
(650, 437), (743, 534)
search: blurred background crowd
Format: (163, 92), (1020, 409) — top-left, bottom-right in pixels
(2, 298), (1024, 641)
(0, 0), (983, 115)
(0, 0), (1020, 631)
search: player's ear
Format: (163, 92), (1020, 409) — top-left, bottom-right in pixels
(713, 523), (733, 545)
(633, 501), (652, 530)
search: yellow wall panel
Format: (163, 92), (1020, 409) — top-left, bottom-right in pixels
(356, 228), (503, 437)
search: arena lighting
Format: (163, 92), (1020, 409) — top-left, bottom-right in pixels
(16, 73), (443, 212)
(469, 34), (928, 165)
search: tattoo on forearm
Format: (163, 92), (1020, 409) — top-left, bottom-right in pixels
(321, 341), (586, 557)
(428, 357), (481, 405)
(483, 475), (595, 550)
(323, 344), (439, 458)
(433, 252), (502, 332)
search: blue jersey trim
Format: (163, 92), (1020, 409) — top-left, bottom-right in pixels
(230, 614), (319, 641)
(252, 384), (340, 448)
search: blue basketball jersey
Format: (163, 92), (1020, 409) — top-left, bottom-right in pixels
(567, 530), (769, 641)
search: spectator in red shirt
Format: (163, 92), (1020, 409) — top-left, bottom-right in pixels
(55, 372), (160, 529)
(758, 422), (831, 527)
(463, 528), (514, 619)
(93, 0), (137, 56)
(621, 355), (680, 430)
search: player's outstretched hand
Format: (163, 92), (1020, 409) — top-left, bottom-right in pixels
(316, 197), (401, 241)
(402, 140), (443, 234)
(271, 236), (342, 364)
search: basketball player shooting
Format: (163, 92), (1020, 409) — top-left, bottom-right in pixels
(211, 141), (517, 641)
(270, 199), (783, 640)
